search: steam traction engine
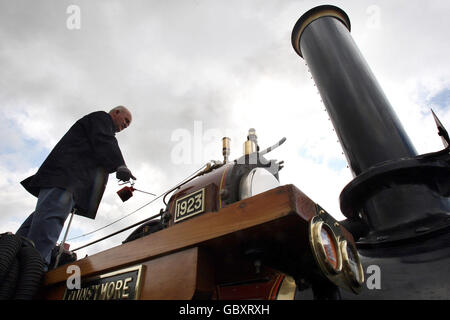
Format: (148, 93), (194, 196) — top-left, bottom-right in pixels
(40, 5), (449, 300)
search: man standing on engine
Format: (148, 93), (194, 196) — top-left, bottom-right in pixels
(16, 106), (136, 270)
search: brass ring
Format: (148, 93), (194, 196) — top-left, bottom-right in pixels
(310, 220), (343, 275)
(340, 240), (364, 292)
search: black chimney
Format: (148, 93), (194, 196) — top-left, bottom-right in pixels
(291, 5), (450, 243)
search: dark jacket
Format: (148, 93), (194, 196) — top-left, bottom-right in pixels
(21, 111), (126, 219)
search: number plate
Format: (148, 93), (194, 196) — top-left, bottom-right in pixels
(63, 265), (144, 300)
(174, 188), (205, 223)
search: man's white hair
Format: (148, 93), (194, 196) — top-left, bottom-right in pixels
(109, 105), (129, 114)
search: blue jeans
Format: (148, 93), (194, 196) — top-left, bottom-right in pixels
(16, 187), (74, 267)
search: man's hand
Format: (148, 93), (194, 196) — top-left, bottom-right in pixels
(116, 165), (136, 181)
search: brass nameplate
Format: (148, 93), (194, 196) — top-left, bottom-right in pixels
(63, 265), (144, 300)
(174, 188), (205, 223)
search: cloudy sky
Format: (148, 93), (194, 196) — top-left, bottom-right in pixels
(1, 0), (449, 260)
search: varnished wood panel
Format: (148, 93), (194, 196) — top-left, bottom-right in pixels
(39, 247), (214, 300)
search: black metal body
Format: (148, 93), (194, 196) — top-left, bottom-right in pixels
(295, 227), (450, 300)
(292, 5), (450, 299)
(341, 228), (450, 299)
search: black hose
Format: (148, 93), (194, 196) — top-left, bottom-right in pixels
(0, 233), (45, 300)
(0, 258), (19, 299)
(0, 233), (22, 284)
(14, 246), (45, 300)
